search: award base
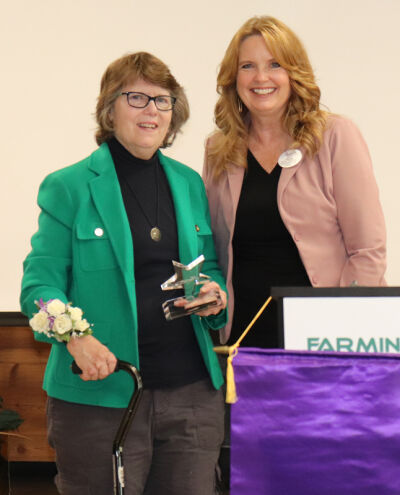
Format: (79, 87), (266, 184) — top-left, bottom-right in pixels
(162, 289), (221, 321)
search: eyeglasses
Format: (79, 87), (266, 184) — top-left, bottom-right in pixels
(119, 92), (176, 111)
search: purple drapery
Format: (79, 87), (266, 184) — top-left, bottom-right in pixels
(231, 349), (400, 495)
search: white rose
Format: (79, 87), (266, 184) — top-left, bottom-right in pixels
(53, 314), (73, 335)
(30, 311), (50, 333)
(47, 299), (66, 317)
(68, 306), (83, 321)
(74, 318), (90, 332)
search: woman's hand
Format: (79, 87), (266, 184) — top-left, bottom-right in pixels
(185, 281), (227, 317)
(66, 335), (117, 381)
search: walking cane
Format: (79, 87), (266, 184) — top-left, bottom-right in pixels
(72, 359), (143, 495)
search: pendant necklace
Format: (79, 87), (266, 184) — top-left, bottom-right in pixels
(122, 161), (162, 242)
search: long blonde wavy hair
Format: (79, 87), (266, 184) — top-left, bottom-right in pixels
(208, 16), (328, 179)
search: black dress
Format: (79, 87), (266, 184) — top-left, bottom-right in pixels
(228, 150), (311, 348)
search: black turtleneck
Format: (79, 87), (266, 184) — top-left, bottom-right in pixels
(108, 137), (208, 388)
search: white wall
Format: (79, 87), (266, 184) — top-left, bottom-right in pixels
(1, 0), (399, 310)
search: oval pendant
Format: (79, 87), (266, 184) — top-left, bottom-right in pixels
(278, 149), (302, 168)
(150, 227), (162, 242)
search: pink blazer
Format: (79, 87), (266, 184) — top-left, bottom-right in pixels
(203, 115), (387, 344)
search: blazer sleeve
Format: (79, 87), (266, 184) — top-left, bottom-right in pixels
(190, 171), (228, 331)
(330, 118), (386, 286)
(201, 137), (230, 276)
(201, 137), (219, 232)
(20, 173), (74, 343)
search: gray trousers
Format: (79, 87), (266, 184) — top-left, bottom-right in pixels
(47, 379), (224, 495)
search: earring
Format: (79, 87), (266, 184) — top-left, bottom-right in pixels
(238, 98), (243, 113)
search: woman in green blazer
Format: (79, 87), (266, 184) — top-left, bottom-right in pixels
(21, 52), (227, 495)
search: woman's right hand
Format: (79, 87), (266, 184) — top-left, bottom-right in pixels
(66, 335), (117, 381)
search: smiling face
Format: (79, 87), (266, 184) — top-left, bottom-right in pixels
(236, 34), (291, 121)
(110, 78), (173, 159)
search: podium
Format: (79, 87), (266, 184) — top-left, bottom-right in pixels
(230, 287), (400, 495)
(271, 286), (400, 352)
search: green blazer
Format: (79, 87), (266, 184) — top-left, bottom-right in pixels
(20, 144), (227, 407)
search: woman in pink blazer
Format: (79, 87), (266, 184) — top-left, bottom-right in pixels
(203, 16), (386, 348)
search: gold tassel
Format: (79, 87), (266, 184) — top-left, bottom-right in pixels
(225, 347), (238, 403)
(214, 296), (273, 404)
(213, 345), (231, 355)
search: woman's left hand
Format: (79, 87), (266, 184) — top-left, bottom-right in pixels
(189, 281), (227, 317)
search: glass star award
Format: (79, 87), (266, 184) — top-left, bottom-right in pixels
(161, 255), (221, 321)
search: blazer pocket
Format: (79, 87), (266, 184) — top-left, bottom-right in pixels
(76, 223), (119, 271)
(194, 219), (213, 254)
(194, 219), (212, 237)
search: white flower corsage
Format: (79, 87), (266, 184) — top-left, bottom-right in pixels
(29, 298), (93, 342)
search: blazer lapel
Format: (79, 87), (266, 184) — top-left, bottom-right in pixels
(277, 150), (305, 205)
(87, 144), (134, 279)
(159, 152), (197, 265)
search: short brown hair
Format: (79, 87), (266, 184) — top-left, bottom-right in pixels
(95, 52), (189, 147)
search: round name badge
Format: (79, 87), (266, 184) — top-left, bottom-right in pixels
(278, 149), (302, 168)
